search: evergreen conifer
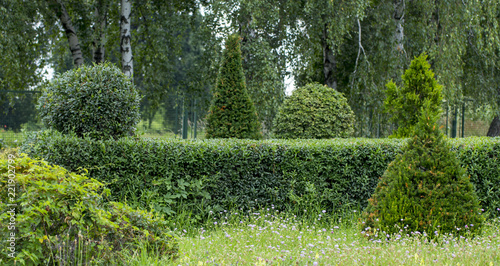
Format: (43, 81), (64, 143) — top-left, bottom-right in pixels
(384, 53), (443, 138)
(361, 100), (484, 238)
(206, 34), (262, 139)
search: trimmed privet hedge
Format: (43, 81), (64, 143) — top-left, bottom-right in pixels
(21, 131), (500, 218)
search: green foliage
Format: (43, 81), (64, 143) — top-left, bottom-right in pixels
(205, 34), (262, 140)
(384, 53), (443, 138)
(21, 130), (500, 223)
(362, 101), (484, 239)
(273, 83), (356, 139)
(205, 1), (289, 136)
(0, 153), (177, 265)
(37, 63), (141, 140)
(0, 93), (38, 132)
(0, 0), (48, 95)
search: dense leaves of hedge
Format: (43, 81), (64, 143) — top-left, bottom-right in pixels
(0, 152), (177, 265)
(21, 131), (500, 219)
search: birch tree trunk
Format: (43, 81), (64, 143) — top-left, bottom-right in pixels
(322, 24), (337, 90)
(239, 15), (256, 67)
(393, 0), (405, 55)
(120, 0), (133, 78)
(49, 0), (84, 67)
(93, 0), (107, 63)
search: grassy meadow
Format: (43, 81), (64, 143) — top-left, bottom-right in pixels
(123, 208), (500, 266)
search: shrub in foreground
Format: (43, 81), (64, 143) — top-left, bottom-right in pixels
(0, 153), (177, 265)
(37, 62), (141, 140)
(273, 83), (355, 139)
(361, 101), (484, 238)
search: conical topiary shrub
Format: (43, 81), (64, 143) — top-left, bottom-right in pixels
(360, 100), (484, 239)
(384, 53), (443, 138)
(205, 34), (262, 139)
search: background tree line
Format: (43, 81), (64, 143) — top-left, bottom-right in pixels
(1, 0), (499, 137)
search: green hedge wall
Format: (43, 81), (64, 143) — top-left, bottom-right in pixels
(21, 131), (500, 218)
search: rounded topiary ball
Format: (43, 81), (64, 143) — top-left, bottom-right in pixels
(38, 63), (141, 140)
(273, 83), (355, 139)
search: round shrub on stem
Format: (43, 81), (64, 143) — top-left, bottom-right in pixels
(361, 100), (484, 239)
(273, 83), (355, 139)
(37, 62), (141, 140)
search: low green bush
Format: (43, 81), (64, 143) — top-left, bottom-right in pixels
(0, 152), (177, 265)
(20, 130), (500, 221)
(273, 83), (356, 139)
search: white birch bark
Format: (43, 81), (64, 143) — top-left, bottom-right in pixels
(120, 0), (133, 78)
(394, 0), (405, 55)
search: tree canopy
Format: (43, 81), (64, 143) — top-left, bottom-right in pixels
(1, 0), (500, 136)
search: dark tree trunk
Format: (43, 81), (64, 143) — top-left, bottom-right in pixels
(430, 0), (442, 69)
(322, 24), (337, 90)
(487, 116), (500, 137)
(48, 0), (84, 67)
(93, 0), (107, 63)
(239, 12), (256, 67)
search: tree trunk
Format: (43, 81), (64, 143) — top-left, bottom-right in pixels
(239, 10), (256, 67)
(393, 0), (405, 55)
(432, 0), (441, 44)
(93, 0), (107, 63)
(430, 0), (442, 69)
(322, 24), (337, 90)
(49, 0), (84, 67)
(120, 0), (133, 78)
(487, 116), (500, 137)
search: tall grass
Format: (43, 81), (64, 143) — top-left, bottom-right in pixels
(126, 207), (500, 265)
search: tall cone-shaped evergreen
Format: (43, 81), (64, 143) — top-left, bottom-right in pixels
(361, 100), (484, 238)
(206, 34), (262, 139)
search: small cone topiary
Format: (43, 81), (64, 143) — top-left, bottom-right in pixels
(384, 53), (443, 138)
(205, 34), (262, 139)
(360, 100), (484, 239)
